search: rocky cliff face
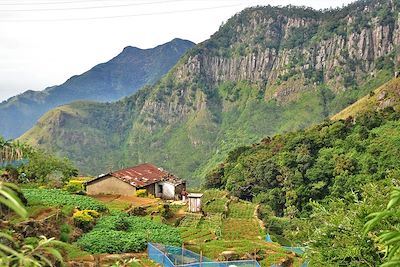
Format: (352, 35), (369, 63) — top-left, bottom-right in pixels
(20, 0), (400, 185)
(179, 1), (400, 96)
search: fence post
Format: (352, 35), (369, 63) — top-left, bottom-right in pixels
(163, 249), (166, 266)
(253, 249), (256, 267)
(182, 243), (184, 265)
(200, 250), (202, 267)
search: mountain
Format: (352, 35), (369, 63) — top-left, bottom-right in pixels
(21, 0), (400, 185)
(0, 38), (195, 139)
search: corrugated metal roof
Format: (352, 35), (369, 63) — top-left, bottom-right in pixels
(98, 163), (184, 188)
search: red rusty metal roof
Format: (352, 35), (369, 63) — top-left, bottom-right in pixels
(88, 163), (184, 188)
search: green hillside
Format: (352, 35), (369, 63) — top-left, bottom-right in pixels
(21, 1), (400, 185)
(204, 78), (400, 266)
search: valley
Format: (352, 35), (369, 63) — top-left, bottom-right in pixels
(2, 0), (400, 266)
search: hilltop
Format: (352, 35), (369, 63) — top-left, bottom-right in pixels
(0, 38), (194, 139)
(21, 0), (400, 185)
(332, 77), (400, 120)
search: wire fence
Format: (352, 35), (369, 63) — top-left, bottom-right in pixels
(148, 243), (261, 267)
(0, 159), (28, 168)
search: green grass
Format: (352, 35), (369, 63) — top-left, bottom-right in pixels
(333, 77), (400, 120)
(104, 201), (131, 211)
(55, 242), (91, 260)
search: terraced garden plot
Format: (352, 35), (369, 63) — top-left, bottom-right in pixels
(203, 198), (227, 214)
(201, 214), (223, 236)
(179, 213), (202, 227)
(180, 227), (214, 243)
(228, 201), (255, 219)
(179, 214), (217, 243)
(202, 190), (227, 203)
(222, 218), (261, 240)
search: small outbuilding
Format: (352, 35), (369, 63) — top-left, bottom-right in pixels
(85, 163), (186, 200)
(187, 193), (203, 213)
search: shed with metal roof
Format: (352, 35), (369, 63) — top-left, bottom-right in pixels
(85, 163), (186, 200)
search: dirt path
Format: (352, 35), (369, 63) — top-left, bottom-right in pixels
(31, 207), (56, 220)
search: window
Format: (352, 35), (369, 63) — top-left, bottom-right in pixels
(158, 184), (163, 194)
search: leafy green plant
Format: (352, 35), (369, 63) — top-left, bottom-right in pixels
(22, 188), (107, 211)
(0, 182), (64, 266)
(365, 188), (400, 266)
(60, 223), (71, 242)
(76, 212), (182, 254)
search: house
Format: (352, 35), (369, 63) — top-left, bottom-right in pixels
(85, 163), (186, 200)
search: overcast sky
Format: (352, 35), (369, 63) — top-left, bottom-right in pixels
(0, 0), (355, 101)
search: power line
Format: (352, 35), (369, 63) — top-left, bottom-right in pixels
(0, 3), (247, 22)
(0, 0), (123, 6)
(0, 0), (248, 8)
(0, 0), (189, 11)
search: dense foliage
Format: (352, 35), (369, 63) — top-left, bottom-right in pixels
(365, 187), (400, 266)
(206, 107), (400, 265)
(207, 108), (400, 215)
(0, 136), (77, 184)
(22, 189), (107, 212)
(0, 182), (64, 266)
(76, 212), (182, 254)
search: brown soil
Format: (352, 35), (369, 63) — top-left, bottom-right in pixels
(92, 195), (159, 207)
(91, 195), (119, 202)
(31, 207), (55, 220)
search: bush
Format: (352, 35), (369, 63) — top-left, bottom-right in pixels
(73, 210), (100, 231)
(64, 180), (85, 194)
(158, 204), (172, 219)
(60, 223), (71, 242)
(135, 189), (147, 197)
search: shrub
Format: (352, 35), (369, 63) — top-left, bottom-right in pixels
(135, 189), (147, 197)
(73, 210), (100, 231)
(60, 223), (71, 242)
(158, 204), (172, 219)
(64, 180), (85, 194)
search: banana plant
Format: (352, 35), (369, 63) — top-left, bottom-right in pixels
(364, 188), (400, 267)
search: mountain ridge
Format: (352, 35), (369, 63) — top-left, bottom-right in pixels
(0, 38), (195, 139)
(20, 1), (400, 185)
